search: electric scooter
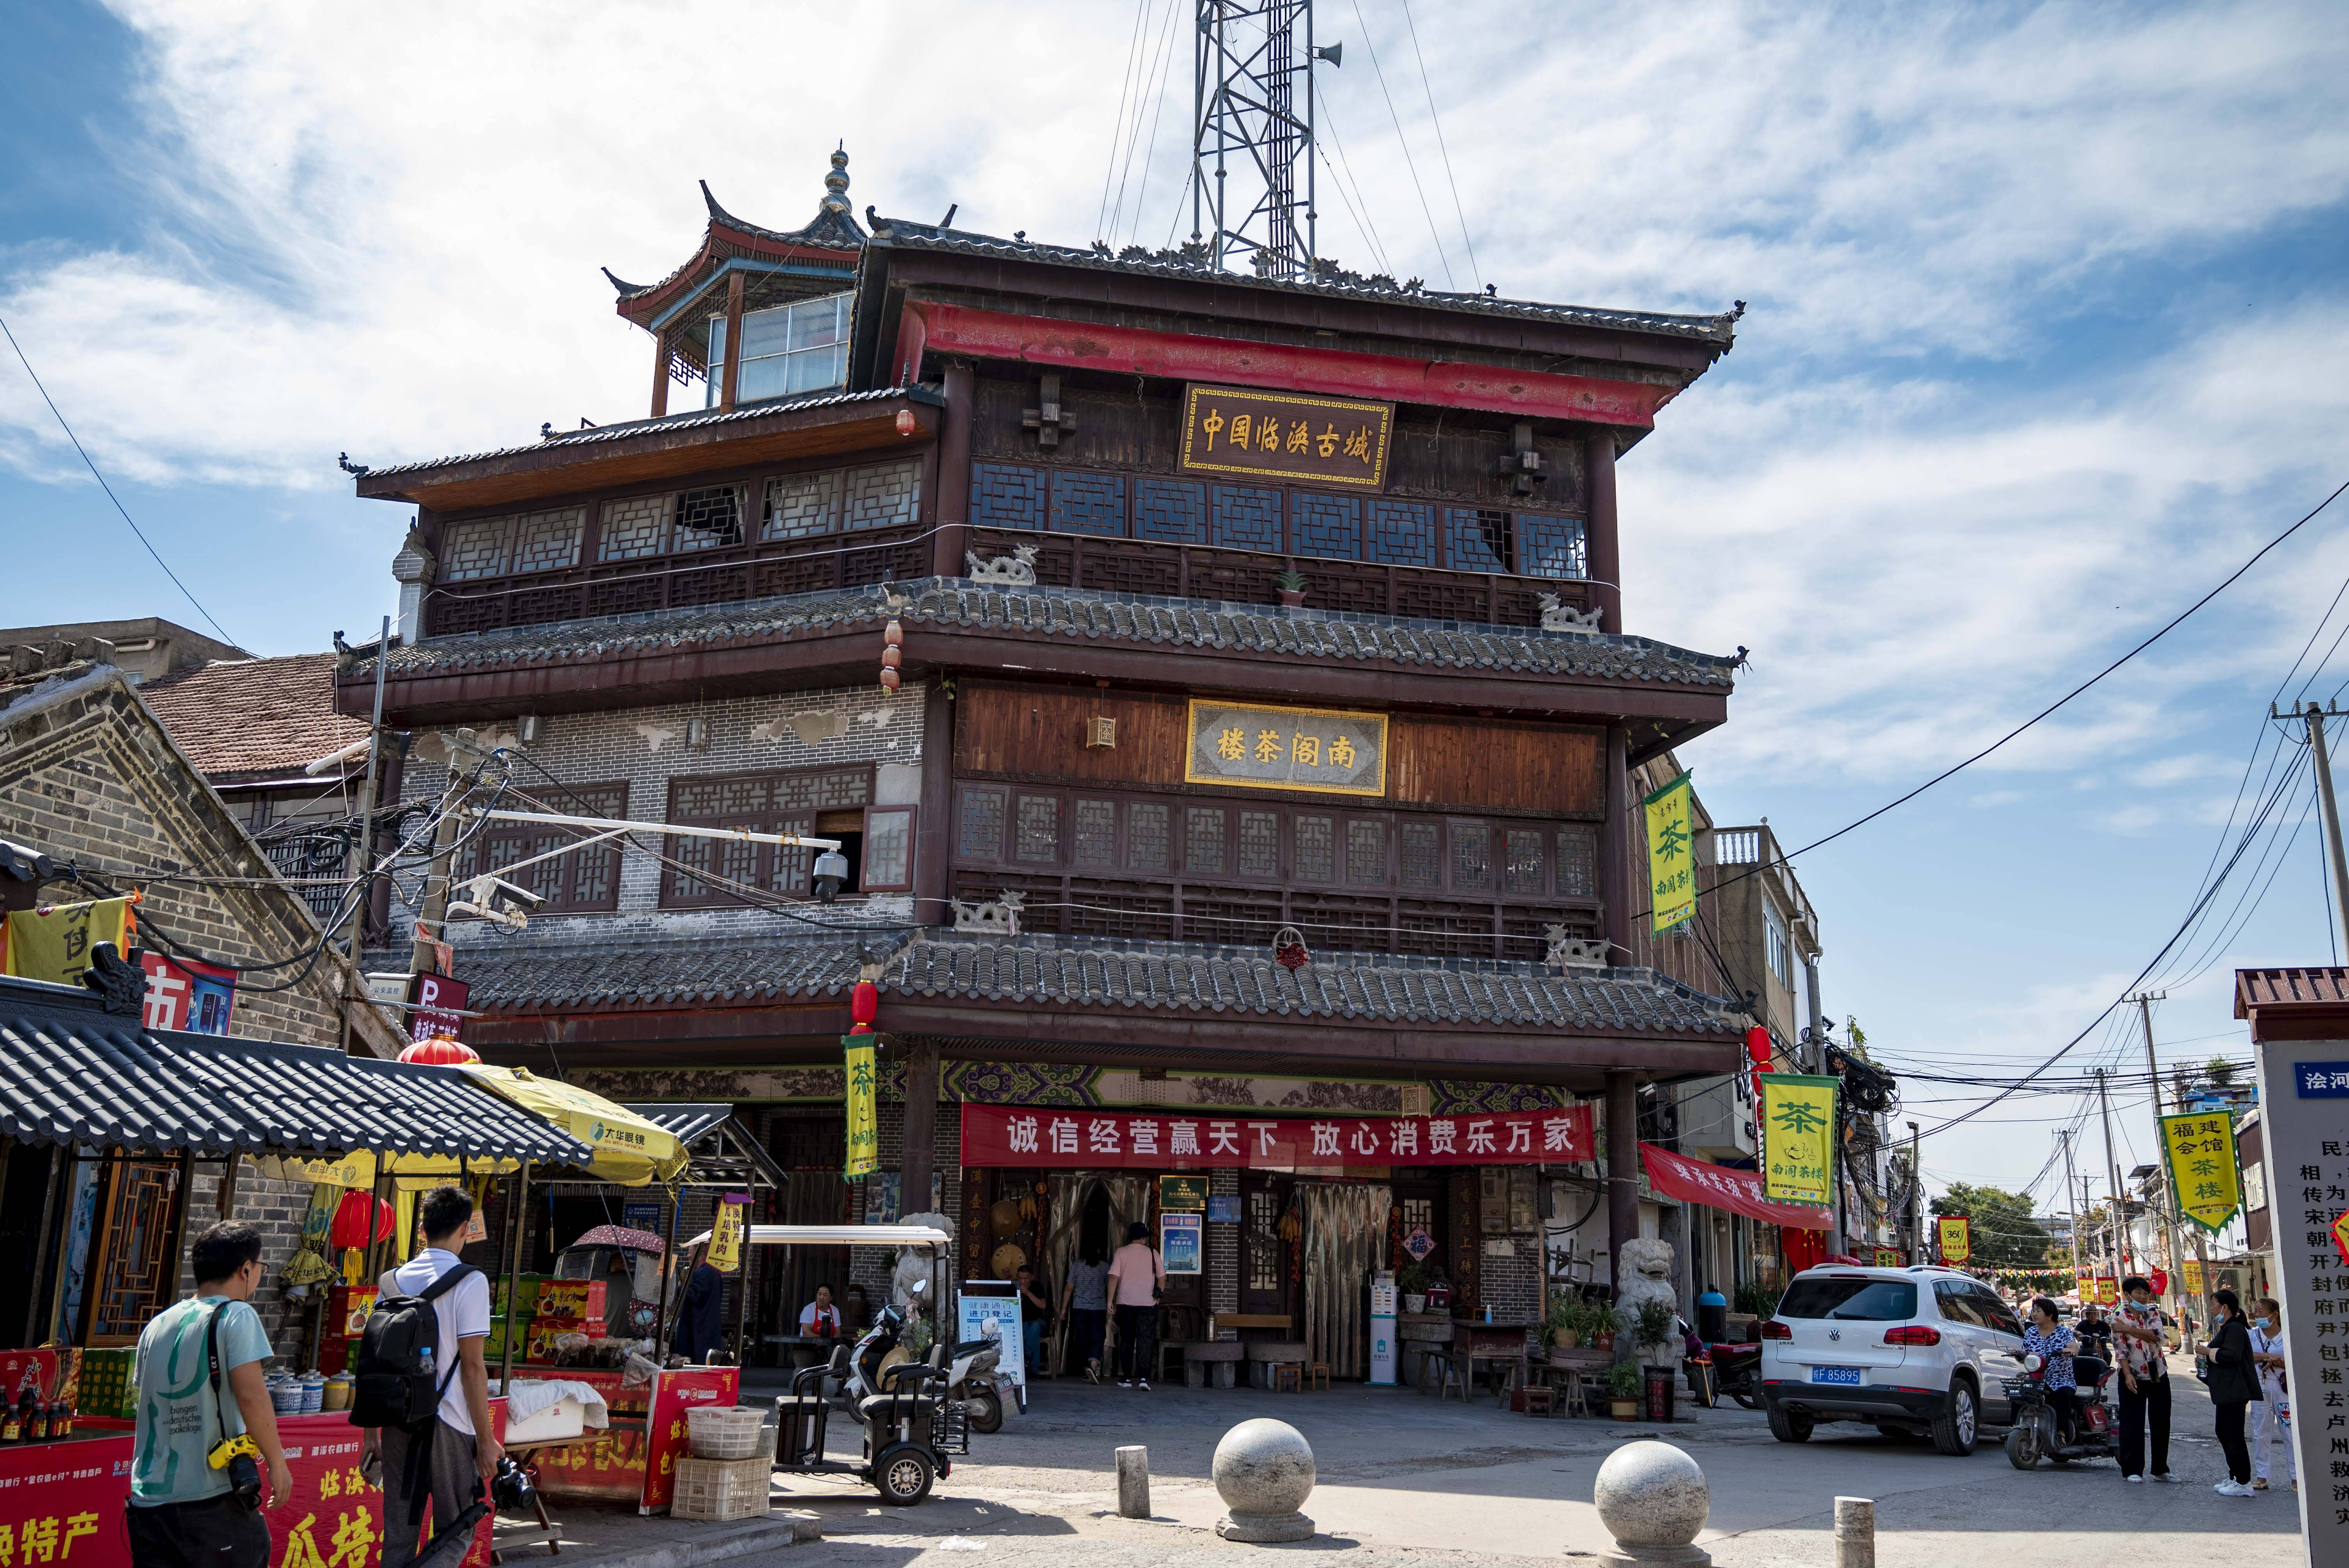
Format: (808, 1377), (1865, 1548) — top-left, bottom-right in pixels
(2004, 1351), (2119, 1469)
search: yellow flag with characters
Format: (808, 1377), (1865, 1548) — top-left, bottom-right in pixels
(708, 1194), (747, 1274)
(2, 896), (134, 985)
(1761, 1074), (1837, 1208)
(1936, 1215), (1972, 1265)
(844, 1034), (880, 1179)
(2157, 1110), (2242, 1232)
(2181, 1258), (2204, 1294)
(1644, 771), (1697, 933)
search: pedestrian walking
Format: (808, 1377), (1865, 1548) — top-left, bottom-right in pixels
(2203, 1288), (2259, 1497)
(128, 1222), (294, 1568)
(2247, 1296), (2294, 1492)
(1014, 1264), (1050, 1377)
(1061, 1240), (1111, 1383)
(1105, 1221), (1166, 1390)
(362, 1185), (503, 1568)
(2111, 1275), (2175, 1483)
(670, 1241), (725, 1363)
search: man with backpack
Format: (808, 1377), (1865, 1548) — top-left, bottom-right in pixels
(356, 1185), (502, 1568)
(128, 1221), (295, 1568)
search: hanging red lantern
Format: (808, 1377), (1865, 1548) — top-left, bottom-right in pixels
(878, 617), (904, 691)
(850, 979), (879, 1029)
(399, 1035), (480, 1065)
(1745, 1025), (1773, 1066)
(329, 1189), (396, 1250)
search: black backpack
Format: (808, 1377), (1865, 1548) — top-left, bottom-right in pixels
(349, 1264), (478, 1430)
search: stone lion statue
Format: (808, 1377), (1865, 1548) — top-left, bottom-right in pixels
(892, 1210), (957, 1310)
(1615, 1237), (1679, 1368)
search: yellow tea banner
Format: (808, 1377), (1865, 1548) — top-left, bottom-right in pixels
(2158, 1109), (2242, 1233)
(1937, 1215), (1972, 1265)
(1645, 771), (1697, 933)
(708, 1193), (747, 1274)
(2181, 1258), (2204, 1294)
(844, 1035), (880, 1179)
(2, 895), (134, 985)
(1873, 1248), (1902, 1267)
(1761, 1074), (1837, 1208)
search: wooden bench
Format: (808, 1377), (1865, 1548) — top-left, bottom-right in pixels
(1207, 1313), (1294, 1339)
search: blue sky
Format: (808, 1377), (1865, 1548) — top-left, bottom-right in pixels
(4, 0), (2346, 1227)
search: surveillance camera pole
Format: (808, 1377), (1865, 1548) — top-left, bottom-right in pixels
(410, 728), (491, 979)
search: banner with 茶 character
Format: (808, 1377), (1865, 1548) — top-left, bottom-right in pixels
(1760, 1075), (1837, 1208)
(959, 1103), (1592, 1169)
(1644, 771), (1697, 932)
(843, 1035), (879, 1179)
(2157, 1109), (2242, 1232)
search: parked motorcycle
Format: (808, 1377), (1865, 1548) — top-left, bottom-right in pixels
(946, 1338), (1021, 1434)
(1705, 1342), (1762, 1410)
(2004, 1351), (2118, 1469)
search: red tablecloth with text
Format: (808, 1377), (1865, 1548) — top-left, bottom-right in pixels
(513, 1367), (738, 1515)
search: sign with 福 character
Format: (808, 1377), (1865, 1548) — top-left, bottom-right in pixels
(2156, 1109), (2241, 1232)
(1178, 383), (1393, 488)
(1184, 698), (1386, 796)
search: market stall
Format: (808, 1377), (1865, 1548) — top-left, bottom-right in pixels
(0, 972), (594, 1568)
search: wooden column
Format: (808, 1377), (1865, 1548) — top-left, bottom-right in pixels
(215, 1154), (242, 1219)
(1584, 428), (1622, 634)
(1605, 1070), (1639, 1310)
(1602, 722), (1633, 964)
(719, 272), (746, 413)
(900, 1037), (942, 1217)
(932, 360), (975, 578)
(649, 328), (670, 420)
(913, 680), (955, 927)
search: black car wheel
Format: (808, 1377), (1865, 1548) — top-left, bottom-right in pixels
(1767, 1403), (1814, 1443)
(874, 1443), (935, 1505)
(1931, 1379), (1979, 1457)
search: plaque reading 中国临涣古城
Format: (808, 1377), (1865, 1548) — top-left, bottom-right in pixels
(1178, 384), (1394, 488)
(1184, 699), (1386, 796)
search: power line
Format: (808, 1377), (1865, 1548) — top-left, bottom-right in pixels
(1346, 0), (1454, 288)
(1096, 0), (1154, 242)
(0, 312), (238, 647)
(1394, 0), (1478, 288)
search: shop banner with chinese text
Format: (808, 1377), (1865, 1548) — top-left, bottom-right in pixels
(708, 1194), (746, 1274)
(1760, 1075), (1837, 1208)
(1638, 1141), (1831, 1229)
(1936, 1214), (1972, 1265)
(1644, 772), (1697, 932)
(2157, 1109), (2242, 1232)
(843, 1035), (879, 1179)
(960, 1103), (1592, 1168)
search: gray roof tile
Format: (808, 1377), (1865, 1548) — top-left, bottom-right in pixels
(360, 578), (1738, 688)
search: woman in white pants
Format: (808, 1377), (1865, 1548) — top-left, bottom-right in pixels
(2248, 1297), (2294, 1491)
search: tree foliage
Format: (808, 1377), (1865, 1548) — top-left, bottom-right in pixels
(1929, 1181), (2050, 1268)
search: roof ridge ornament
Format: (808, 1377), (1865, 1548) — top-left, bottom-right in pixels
(821, 142), (851, 216)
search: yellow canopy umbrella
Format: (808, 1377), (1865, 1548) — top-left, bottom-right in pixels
(459, 1064), (687, 1185)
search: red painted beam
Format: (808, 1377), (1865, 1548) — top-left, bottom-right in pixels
(908, 301), (1681, 428)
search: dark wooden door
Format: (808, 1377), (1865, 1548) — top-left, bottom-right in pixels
(1240, 1175), (1294, 1323)
(82, 1160), (184, 1346)
(1393, 1181), (1445, 1285)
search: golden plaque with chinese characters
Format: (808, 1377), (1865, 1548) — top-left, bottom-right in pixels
(1183, 698), (1387, 796)
(1178, 384), (1394, 488)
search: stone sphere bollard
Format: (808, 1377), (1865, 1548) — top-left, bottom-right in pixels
(1592, 1440), (1711, 1567)
(1212, 1418), (1316, 1543)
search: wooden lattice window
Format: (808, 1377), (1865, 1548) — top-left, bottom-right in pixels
(454, 782), (627, 914)
(1237, 811), (1279, 877)
(674, 485), (745, 551)
(1126, 803), (1171, 872)
(1451, 823), (1492, 891)
(1504, 828), (1545, 895)
(764, 470), (840, 540)
(1556, 826), (1597, 896)
(1050, 472), (1126, 536)
(1016, 795), (1061, 863)
(1346, 819), (1387, 885)
(958, 788), (1006, 860)
(598, 493), (670, 561)
(510, 507), (586, 574)
(1246, 1188), (1283, 1292)
(1185, 806), (1227, 875)
(1294, 815), (1334, 882)
(843, 460), (922, 531)
(1073, 800), (1117, 866)
(1445, 508), (1513, 573)
(662, 766), (870, 907)
(440, 515), (513, 581)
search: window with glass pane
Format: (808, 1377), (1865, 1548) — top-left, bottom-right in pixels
(1400, 821), (1439, 887)
(958, 790), (1005, 859)
(1346, 820), (1387, 884)
(1445, 508), (1513, 573)
(1451, 823), (1491, 890)
(1518, 515), (1588, 580)
(1504, 829), (1543, 894)
(706, 292), (850, 406)
(1185, 807), (1227, 874)
(1127, 803), (1170, 871)
(863, 807), (914, 891)
(1294, 816), (1334, 882)
(1016, 795), (1061, 862)
(1074, 800), (1116, 866)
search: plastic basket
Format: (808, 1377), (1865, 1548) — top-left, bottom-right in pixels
(686, 1404), (768, 1461)
(670, 1454), (771, 1522)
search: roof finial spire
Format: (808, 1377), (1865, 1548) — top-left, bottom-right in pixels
(821, 143), (850, 216)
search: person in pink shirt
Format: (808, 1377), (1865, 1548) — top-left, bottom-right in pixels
(1105, 1222), (1167, 1390)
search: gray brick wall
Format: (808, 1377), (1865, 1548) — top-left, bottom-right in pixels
(1208, 1167), (1240, 1316)
(386, 681), (931, 951)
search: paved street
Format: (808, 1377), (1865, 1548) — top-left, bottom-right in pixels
(740, 1358), (2306, 1568)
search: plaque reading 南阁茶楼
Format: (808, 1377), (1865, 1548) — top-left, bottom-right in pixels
(1184, 699), (1387, 796)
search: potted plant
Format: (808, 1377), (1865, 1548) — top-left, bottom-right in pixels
(1605, 1359), (1642, 1419)
(1634, 1299), (1678, 1361)
(1546, 1295), (1587, 1349)
(1275, 568), (1308, 608)
(1397, 1262), (1429, 1315)
(1588, 1301), (1624, 1352)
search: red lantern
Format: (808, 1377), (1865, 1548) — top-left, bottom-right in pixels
(329, 1190), (396, 1250)
(850, 979), (879, 1027)
(1745, 1025), (1773, 1066)
(895, 409), (918, 436)
(399, 1035), (480, 1065)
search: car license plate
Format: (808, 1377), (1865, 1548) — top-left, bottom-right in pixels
(1811, 1366), (1863, 1386)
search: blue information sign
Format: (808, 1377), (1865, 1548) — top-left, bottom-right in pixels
(2294, 1061), (2349, 1097)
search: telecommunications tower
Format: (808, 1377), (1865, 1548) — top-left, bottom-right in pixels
(1191, 0), (1340, 276)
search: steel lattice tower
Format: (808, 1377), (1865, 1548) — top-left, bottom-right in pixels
(1192, 0), (1335, 276)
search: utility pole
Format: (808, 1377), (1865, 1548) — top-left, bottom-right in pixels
(410, 729), (489, 979)
(2059, 1130), (2083, 1290)
(344, 614), (390, 958)
(2096, 1069), (2128, 1295)
(2276, 700), (2349, 953)
(1906, 1120), (1921, 1263)
(2128, 991), (2189, 1332)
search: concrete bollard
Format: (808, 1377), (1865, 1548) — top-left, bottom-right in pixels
(1212, 1419), (1316, 1543)
(1116, 1445), (1151, 1519)
(1592, 1441), (1711, 1567)
(1833, 1497), (1875, 1568)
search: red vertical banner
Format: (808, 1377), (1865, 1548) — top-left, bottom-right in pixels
(640, 1368), (740, 1515)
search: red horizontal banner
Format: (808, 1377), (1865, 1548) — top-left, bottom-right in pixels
(960, 1103), (1592, 1169)
(1640, 1140), (1831, 1231)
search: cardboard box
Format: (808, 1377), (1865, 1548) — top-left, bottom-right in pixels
(525, 1316), (605, 1360)
(535, 1280), (605, 1320)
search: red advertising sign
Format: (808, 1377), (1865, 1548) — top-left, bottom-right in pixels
(407, 973), (469, 1043)
(959, 1103), (1592, 1169)
(1639, 1142), (1833, 1230)
(141, 951), (237, 1034)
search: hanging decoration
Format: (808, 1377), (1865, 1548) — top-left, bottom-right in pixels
(879, 618), (903, 692)
(1273, 925), (1310, 970)
(1760, 1075), (1838, 1208)
(1936, 1214), (1973, 1265)
(844, 979), (880, 1179)
(2158, 1109), (2244, 1232)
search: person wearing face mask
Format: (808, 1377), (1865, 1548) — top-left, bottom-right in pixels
(2247, 1295), (2294, 1492)
(2111, 1276), (2174, 1483)
(2204, 1289), (2259, 1496)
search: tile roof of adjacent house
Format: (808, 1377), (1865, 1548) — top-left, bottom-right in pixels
(139, 650), (367, 780)
(446, 930), (1739, 1036)
(358, 577), (1739, 688)
(866, 217), (1745, 346)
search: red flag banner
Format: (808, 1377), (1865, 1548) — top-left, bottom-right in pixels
(959, 1103), (1592, 1169)
(1639, 1142), (1834, 1230)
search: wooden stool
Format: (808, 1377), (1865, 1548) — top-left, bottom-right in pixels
(1521, 1384), (1555, 1417)
(1555, 1374), (1588, 1418)
(1273, 1363), (1303, 1393)
(1307, 1362), (1330, 1391)
(1433, 1354), (1465, 1402)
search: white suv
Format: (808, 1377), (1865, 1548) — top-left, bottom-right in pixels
(1759, 1265), (2026, 1456)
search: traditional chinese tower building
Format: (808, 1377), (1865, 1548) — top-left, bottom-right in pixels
(342, 149), (1749, 1370)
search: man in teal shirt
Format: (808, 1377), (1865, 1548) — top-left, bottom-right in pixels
(129, 1221), (294, 1568)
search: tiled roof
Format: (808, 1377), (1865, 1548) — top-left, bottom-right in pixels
(868, 219), (1744, 347)
(358, 578), (1739, 689)
(355, 385), (939, 482)
(440, 931), (1738, 1037)
(0, 975), (595, 1162)
(140, 651), (365, 780)
(2235, 967), (2349, 1017)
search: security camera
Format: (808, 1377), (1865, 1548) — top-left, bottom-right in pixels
(451, 874), (545, 931)
(812, 849), (850, 904)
